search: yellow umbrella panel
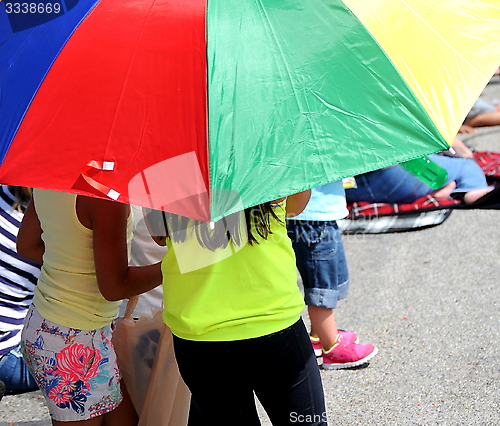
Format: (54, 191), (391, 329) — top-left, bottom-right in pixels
(345, 0), (500, 143)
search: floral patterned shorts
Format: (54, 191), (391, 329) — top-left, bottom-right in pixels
(21, 306), (123, 421)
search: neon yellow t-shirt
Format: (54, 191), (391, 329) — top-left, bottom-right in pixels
(161, 203), (305, 341)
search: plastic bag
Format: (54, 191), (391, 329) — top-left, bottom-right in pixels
(113, 296), (190, 425)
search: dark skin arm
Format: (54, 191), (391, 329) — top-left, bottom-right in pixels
(284, 189), (311, 217)
(77, 195), (162, 301)
(17, 199), (44, 264)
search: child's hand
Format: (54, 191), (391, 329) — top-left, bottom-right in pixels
(458, 124), (475, 134)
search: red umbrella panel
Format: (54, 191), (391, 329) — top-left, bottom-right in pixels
(1, 0), (211, 220)
(1, 0), (499, 221)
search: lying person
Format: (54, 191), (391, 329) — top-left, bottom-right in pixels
(345, 154), (493, 205)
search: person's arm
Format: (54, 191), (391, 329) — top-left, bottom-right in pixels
(285, 189), (311, 218)
(17, 199), (44, 264)
(142, 208), (167, 247)
(78, 196), (162, 301)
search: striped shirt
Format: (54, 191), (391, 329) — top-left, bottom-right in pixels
(0, 186), (41, 356)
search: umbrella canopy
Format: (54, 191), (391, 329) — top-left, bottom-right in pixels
(0, 0), (499, 221)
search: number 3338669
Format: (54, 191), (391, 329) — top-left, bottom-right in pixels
(4, 2), (62, 13)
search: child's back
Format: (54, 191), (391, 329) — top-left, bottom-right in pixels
(162, 201), (304, 341)
(157, 192), (328, 426)
(33, 188), (127, 329)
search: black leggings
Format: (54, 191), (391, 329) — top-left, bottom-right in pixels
(174, 319), (327, 426)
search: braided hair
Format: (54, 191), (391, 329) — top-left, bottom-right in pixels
(145, 202), (283, 251)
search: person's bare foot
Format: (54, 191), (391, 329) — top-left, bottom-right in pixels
(431, 181), (456, 198)
(463, 187), (494, 204)
(451, 137), (474, 159)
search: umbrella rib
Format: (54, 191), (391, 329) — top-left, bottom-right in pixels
(102, 0), (157, 163)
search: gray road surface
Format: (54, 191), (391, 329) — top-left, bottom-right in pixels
(2, 79), (499, 425)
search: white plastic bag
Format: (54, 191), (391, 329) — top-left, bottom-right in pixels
(113, 296), (190, 425)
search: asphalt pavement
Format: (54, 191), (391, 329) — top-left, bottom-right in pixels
(2, 79), (500, 426)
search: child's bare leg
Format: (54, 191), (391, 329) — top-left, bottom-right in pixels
(308, 305), (338, 350)
(103, 381), (138, 426)
(465, 110), (500, 127)
(52, 417), (104, 426)
(463, 187), (494, 204)
(51, 382), (137, 426)
(431, 181), (456, 199)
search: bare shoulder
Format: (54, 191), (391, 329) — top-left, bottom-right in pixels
(76, 195), (129, 230)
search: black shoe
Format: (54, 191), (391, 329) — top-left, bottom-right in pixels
(0, 380), (5, 402)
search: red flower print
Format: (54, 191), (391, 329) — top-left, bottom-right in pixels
(55, 344), (102, 383)
(48, 382), (73, 407)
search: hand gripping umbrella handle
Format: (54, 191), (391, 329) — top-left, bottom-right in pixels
(81, 160), (121, 201)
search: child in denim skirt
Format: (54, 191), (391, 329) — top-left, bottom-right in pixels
(287, 181), (378, 369)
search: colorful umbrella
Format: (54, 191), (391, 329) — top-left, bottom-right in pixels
(0, 0), (499, 221)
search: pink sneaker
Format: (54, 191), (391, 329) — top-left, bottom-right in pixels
(321, 334), (378, 369)
(310, 336), (322, 357)
(310, 331), (358, 357)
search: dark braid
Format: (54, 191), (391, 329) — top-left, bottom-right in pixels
(244, 203), (282, 245)
(146, 202), (283, 251)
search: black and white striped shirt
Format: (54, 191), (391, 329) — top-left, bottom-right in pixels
(0, 186), (41, 356)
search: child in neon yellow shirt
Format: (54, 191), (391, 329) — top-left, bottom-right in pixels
(148, 191), (328, 425)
